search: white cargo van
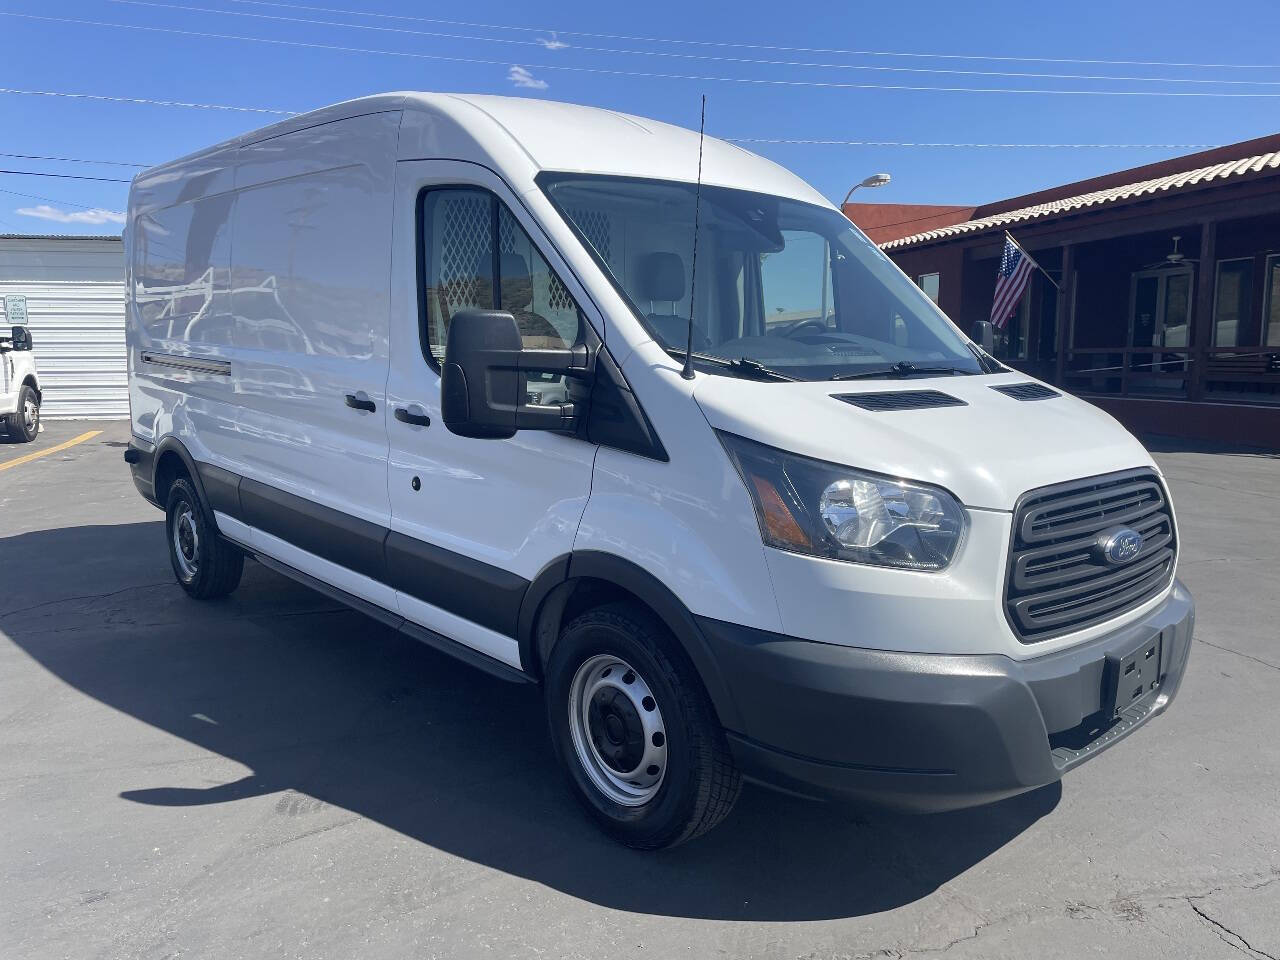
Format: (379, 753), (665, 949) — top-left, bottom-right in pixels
(1, 323), (40, 442)
(125, 93), (1193, 848)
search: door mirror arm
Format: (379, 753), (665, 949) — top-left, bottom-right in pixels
(440, 310), (594, 439)
(0, 325), (32, 352)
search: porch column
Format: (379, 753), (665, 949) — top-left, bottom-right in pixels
(1190, 220), (1217, 402)
(1053, 243), (1074, 386)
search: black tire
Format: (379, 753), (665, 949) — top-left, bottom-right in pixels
(5, 384), (39, 442)
(165, 477), (244, 600)
(545, 602), (741, 849)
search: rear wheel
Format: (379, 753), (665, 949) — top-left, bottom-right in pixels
(165, 477), (244, 599)
(545, 602), (741, 849)
(5, 384), (39, 442)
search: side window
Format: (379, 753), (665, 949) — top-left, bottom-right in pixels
(420, 188), (583, 364)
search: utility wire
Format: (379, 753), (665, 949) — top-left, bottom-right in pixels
(0, 91), (1233, 153)
(0, 151), (148, 167)
(219, 0), (1280, 71)
(0, 186), (116, 210)
(102, 0), (1280, 87)
(730, 138), (1219, 148)
(0, 86), (296, 115)
(0, 169), (133, 183)
(8, 12), (1280, 98)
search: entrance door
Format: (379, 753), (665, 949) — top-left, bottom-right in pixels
(1129, 267), (1193, 394)
(384, 159), (600, 670)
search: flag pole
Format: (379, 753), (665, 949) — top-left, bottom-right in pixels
(1005, 231), (1061, 290)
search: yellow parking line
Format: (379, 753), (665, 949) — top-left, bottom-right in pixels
(0, 430), (103, 472)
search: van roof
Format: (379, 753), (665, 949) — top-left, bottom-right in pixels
(134, 92), (829, 207)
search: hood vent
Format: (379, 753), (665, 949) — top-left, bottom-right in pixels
(835, 390), (967, 412)
(991, 382), (1060, 401)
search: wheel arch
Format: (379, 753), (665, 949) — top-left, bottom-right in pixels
(20, 374), (40, 400)
(518, 550), (743, 732)
(151, 436), (210, 510)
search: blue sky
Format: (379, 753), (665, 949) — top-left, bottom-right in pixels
(3, 0), (1280, 235)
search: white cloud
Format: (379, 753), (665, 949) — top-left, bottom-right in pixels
(16, 204), (126, 226)
(508, 65), (548, 90)
(536, 33), (569, 50)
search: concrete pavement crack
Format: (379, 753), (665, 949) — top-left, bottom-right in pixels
(1195, 637), (1280, 672)
(872, 873), (1280, 960)
(1186, 898), (1278, 960)
(0, 581), (172, 619)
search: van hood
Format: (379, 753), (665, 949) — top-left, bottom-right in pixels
(693, 372), (1156, 511)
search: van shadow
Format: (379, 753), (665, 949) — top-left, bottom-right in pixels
(0, 521), (1060, 922)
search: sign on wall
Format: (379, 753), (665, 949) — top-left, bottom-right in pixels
(3, 294), (27, 326)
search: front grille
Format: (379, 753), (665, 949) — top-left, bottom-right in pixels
(1005, 469), (1176, 643)
(835, 390), (966, 411)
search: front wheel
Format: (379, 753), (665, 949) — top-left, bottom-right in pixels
(5, 384), (39, 442)
(545, 602), (741, 849)
(165, 477), (244, 600)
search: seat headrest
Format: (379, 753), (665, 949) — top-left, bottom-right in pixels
(500, 252), (529, 281)
(473, 251), (531, 281)
(637, 252), (685, 302)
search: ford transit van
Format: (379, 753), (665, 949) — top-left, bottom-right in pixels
(124, 93), (1194, 848)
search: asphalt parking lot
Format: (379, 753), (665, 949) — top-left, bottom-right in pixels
(2, 421), (1278, 959)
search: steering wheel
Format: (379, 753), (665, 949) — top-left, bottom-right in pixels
(783, 318), (829, 338)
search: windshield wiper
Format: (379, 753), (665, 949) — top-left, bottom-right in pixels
(663, 348), (796, 381)
(829, 361), (969, 381)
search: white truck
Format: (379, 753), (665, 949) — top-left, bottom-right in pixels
(0, 322), (40, 443)
(124, 93), (1194, 848)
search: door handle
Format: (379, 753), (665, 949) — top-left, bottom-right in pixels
(394, 405), (431, 427)
(345, 392), (376, 413)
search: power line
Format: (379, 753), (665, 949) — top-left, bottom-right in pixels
(0, 152), (148, 167)
(0, 186), (115, 210)
(729, 138), (1219, 148)
(222, 0), (1280, 71)
(0, 85), (296, 115)
(103, 0), (1280, 88)
(0, 91), (1238, 153)
(9, 12), (1280, 98)
(0, 169), (133, 183)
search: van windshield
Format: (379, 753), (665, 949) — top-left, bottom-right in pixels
(540, 174), (984, 381)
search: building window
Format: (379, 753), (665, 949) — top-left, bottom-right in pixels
(1213, 258), (1253, 347)
(1267, 255), (1280, 347)
(916, 272), (940, 304)
(993, 292), (1030, 361)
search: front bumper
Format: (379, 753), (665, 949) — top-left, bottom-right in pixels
(696, 579), (1194, 812)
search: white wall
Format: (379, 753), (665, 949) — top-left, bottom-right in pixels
(0, 237), (126, 419)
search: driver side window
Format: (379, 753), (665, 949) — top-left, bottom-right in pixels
(420, 188), (583, 364)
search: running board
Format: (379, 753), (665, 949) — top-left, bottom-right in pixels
(249, 551), (534, 685)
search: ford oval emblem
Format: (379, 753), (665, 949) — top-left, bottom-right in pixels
(1099, 527), (1144, 565)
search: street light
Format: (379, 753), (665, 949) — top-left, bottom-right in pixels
(841, 173), (891, 207)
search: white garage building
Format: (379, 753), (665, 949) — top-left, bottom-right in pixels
(0, 234), (127, 419)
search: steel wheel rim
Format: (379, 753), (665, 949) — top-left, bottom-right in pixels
(22, 398), (36, 433)
(173, 505), (199, 581)
(568, 654), (668, 807)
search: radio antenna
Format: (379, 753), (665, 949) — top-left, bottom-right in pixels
(681, 94), (706, 382)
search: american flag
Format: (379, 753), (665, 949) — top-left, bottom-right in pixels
(991, 234), (1036, 329)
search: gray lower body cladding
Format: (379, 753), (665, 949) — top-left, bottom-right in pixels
(697, 581), (1194, 812)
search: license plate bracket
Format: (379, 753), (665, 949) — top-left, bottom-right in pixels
(1103, 632), (1163, 719)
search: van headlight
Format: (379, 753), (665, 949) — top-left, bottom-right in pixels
(717, 431), (966, 571)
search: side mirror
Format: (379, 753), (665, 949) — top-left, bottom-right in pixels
(10, 325), (32, 351)
(440, 309), (591, 439)
(970, 320), (994, 353)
